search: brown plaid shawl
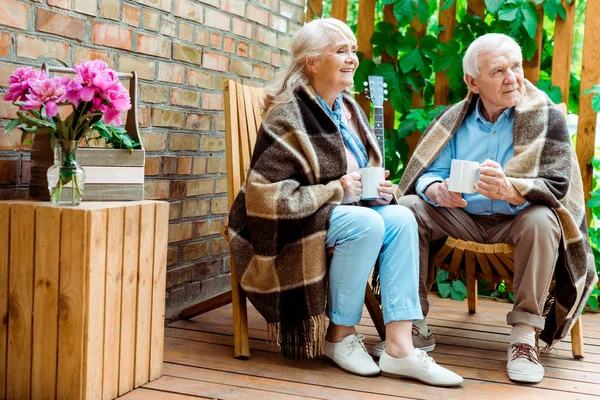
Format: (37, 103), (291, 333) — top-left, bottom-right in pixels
(396, 80), (598, 345)
(228, 84), (382, 358)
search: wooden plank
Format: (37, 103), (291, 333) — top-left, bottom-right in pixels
(6, 204), (34, 400)
(84, 208), (108, 399)
(250, 86), (264, 144)
(356, 0), (376, 116)
(31, 206), (61, 400)
(135, 203), (155, 388)
(305, 0), (322, 21)
(523, 6), (544, 83)
(224, 80), (242, 209)
(150, 202), (169, 380)
(0, 204), (9, 400)
(80, 184), (144, 201)
(448, 239), (466, 277)
(330, 0), (348, 21)
(120, 387), (210, 400)
(571, 316), (584, 359)
(364, 284), (385, 340)
(78, 148), (145, 167)
(242, 85), (258, 153)
(237, 83), (252, 181)
(382, 5), (397, 143)
(77, 166), (145, 184)
(576, 0), (600, 221)
(434, 0), (457, 106)
(57, 208), (88, 400)
(551, 0), (576, 104)
(181, 290), (233, 320)
(467, 0), (485, 17)
(465, 249), (477, 313)
(119, 205), (141, 395)
(103, 206), (125, 400)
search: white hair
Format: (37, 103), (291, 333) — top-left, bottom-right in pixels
(462, 34), (522, 80)
(262, 18), (356, 114)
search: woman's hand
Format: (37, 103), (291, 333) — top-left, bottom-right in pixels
(340, 172), (362, 204)
(371, 170), (394, 205)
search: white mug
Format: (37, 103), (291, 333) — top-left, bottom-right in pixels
(360, 167), (385, 200)
(447, 159), (479, 194)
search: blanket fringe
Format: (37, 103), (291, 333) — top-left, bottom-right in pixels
(267, 314), (327, 359)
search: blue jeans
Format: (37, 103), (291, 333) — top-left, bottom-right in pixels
(326, 205), (423, 326)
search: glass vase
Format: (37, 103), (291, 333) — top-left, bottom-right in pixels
(47, 140), (86, 205)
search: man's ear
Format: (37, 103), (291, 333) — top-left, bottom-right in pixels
(464, 74), (479, 94)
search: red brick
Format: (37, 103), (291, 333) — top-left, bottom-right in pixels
(47, 0), (71, 10)
(202, 51), (228, 72)
(161, 15), (176, 37)
(137, 0), (171, 12)
(0, 32), (9, 57)
(192, 157), (207, 175)
(0, 0), (28, 29)
(21, 159), (30, 184)
(142, 9), (160, 31)
(221, 0), (245, 17)
(92, 22), (133, 50)
(161, 156), (177, 174)
(256, 26), (276, 47)
(144, 157), (160, 176)
(177, 157), (192, 174)
(215, 177), (227, 193)
(229, 58), (252, 77)
(158, 62), (184, 84)
(182, 241), (209, 261)
(169, 133), (198, 150)
(16, 34), (69, 63)
(178, 22), (193, 41)
(73, 0), (97, 15)
(198, 0), (218, 7)
(210, 33), (222, 50)
(260, 48), (270, 63)
(277, 34), (291, 49)
(36, 9), (86, 41)
(0, 160), (18, 184)
(196, 218), (225, 237)
(210, 237), (229, 256)
(249, 43), (260, 60)
(139, 131), (166, 150)
(201, 93), (224, 110)
(123, 4), (141, 27)
(168, 221), (194, 243)
(74, 47), (114, 68)
(188, 68), (214, 89)
(173, 42), (202, 65)
(210, 196), (228, 214)
(185, 113), (212, 131)
(204, 9), (230, 31)
(223, 37), (235, 53)
(171, 88), (200, 108)
(137, 33), (171, 58)
(236, 42), (248, 57)
(186, 179), (213, 196)
(139, 107), (150, 127)
(0, 99), (18, 119)
(200, 136), (225, 152)
(279, 2), (300, 21)
(206, 156), (219, 173)
(169, 202), (181, 220)
(0, 128), (30, 150)
(254, 64), (273, 81)
(271, 51), (281, 67)
(152, 108), (185, 128)
(269, 14), (287, 33)
(144, 180), (170, 199)
(182, 199), (209, 217)
(246, 5), (268, 26)
(119, 55), (155, 80)
(100, 0), (120, 20)
(174, 0), (203, 23)
(232, 18), (253, 39)
(140, 83), (167, 103)
(171, 180), (186, 198)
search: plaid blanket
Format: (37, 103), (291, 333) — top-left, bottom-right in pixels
(228, 84), (382, 358)
(395, 80), (598, 344)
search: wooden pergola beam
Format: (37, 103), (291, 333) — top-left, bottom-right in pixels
(306, 0), (322, 22)
(552, 0), (576, 104)
(434, 1), (457, 106)
(356, 0), (375, 117)
(331, 0), (348, 21)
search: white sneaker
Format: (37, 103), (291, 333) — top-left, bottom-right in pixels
(507, 343), (545, 383)
(379, 348), (463, 387)
(370, 325), (435, 358)
(323, 334), (380, 376)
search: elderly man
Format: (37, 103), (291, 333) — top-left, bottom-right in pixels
(389, 33), (597, 383)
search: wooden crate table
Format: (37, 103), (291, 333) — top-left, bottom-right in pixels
(0, 200), (169, 400)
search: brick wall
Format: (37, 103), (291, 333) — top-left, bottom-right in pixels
(0, 0), (304, 320)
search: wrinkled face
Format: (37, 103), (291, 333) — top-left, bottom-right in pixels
(307, 35), (359, 94)
(465, 47), (524, 117)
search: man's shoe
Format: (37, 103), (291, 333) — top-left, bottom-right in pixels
(379, 348), (463, 387)
(506, 343), (545, 383)
(370, 324), (435, 358)
(323, 334), (380, 376)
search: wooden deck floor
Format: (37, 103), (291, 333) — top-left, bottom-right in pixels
(119, 297), (600, 399)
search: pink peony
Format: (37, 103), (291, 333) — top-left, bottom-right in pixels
(3, 67), (46, 102)
(23, 76), (69, 118)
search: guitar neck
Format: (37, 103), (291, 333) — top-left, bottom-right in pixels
(373, 106), (384, 167)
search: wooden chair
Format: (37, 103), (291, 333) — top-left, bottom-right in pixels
(181, 79), (386, 358)
(431, 103), (585, 359)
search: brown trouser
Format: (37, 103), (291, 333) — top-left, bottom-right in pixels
(398, 195), (561, 330)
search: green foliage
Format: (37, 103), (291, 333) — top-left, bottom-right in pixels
(89, 121), (140, 152)
(582, 85), (600, 112)
(436, 269), (468, 301)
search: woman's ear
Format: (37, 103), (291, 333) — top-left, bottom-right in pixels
(305, 57), (318, 74)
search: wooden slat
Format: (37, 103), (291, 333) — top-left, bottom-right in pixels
(433, 237), (456, 268)
(84, 208), (108, 399)
(364, 284), (385, 340)
(150, 202), (169, 380)
(0, 204), (9, 400)
(551, 0), (576, 104)
(485, 245), (513, 283)
(576, 0), (600, 221)
(181, 291), (233, 320)
(406, 16), (428, 157)
(473, 243), (495, 288)
(7, 204), (34, 400)
(250, 87), (263, 137)
(523, 6), (544, 83)
(382, 5), (397, 143)
(465, 249), (477, 313)
(237, 84), (252, 181)
(103, 206), (125, 400)
(224, 81), (242, 209)
(330, 0), (348, 21)
(119, 205), (141, 395)
(57, 208), (88, 400)
(135, 203), (156, 387)
(242, 85), (258, 156)
(434, 0), (457, 106)
(31, 206), (61, 400)
(571, 316), (585, 359)
(305, 0), (322, 21)
(356, 0), (376, 116)
(448, 239), (466, 277)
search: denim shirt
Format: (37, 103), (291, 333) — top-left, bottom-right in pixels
(415, 99), (529, 215)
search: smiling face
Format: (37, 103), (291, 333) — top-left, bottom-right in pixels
(465, 46), (524, 122)
(305, 35), (358, 106)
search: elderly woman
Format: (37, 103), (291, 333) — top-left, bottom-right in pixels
(227, 18), (462, 386)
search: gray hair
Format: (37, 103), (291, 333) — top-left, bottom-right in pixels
(262, 18), (356, 114)
(462, 34), (522, 79)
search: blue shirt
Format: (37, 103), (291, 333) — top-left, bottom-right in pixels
(415, 99), (529, 215)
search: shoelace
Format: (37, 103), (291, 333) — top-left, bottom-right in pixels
(415, 348), (436, 365)
(346, 333), (368, 355)
(509, 343), (544, 366)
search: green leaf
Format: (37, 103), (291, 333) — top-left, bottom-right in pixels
(4, 118), (21, 134)
(498, 8), (519, 22)
(438, 282), (452, 298)
(587, 196), (600, 209)
(543, 0), (566, 21)
(440, 0), (455, 12)
(520, 35), (538, 61)
(415, 0), (430, 23)
(521, 3), (540, 39)
(400, 49), (425, 73)
(485, 0), (504, 14)
(591, 94), (600, 113)
(393, 0), (418, 26)
(508, 292), (515, 303)
(587, 295), (599, 312)
(397, 119), (417, 138)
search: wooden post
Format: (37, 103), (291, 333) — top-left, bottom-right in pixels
(356, 0), (375, 117)
(434, 1), (457, 107)
(382, 5), (397, 136)
(306, 0), (322, 21)
(406, 16), (427, 157)
(467, 0), (485, 17)
(576, 0), (600, 221)
(523, 6), (544, 84)
(552, 0), (576, 104)
(331, 0), (348, 21)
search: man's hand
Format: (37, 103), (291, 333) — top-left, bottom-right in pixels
(475, 159), (525, 205)
(340, 172), (362, 204)
(370, 170), (394, 206)
(425, 180), (467, 208)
